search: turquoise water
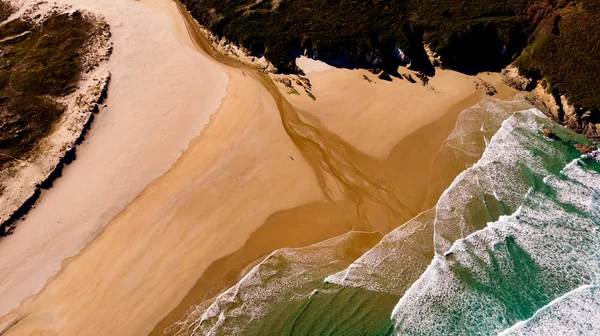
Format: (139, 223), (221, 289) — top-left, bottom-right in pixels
(166, 101), (600, 335)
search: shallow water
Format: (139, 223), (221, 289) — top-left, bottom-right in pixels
(163, 232), (382, 335)
(500, 285), (600, 335)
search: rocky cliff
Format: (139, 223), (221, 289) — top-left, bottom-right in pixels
(184, 0), (600, 139)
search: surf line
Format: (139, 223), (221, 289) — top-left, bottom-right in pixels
(174, 1), (415, 230)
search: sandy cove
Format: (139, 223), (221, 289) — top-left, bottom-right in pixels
(0, 0), (518, 334)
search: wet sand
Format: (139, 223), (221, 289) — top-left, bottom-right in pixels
(153, 71), (518, 335)
(0, 0), (519, 335)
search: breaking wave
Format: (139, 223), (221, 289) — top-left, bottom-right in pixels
(164, 99), (600, 335)
(500, 285), (600, 335)
(392, 113), (600, 334)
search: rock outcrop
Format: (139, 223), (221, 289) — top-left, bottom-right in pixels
(503, 70), (600, 141)
(501, 65), (533, 91)
(574, 143), (598, 155)
(542, 128), (560, 140)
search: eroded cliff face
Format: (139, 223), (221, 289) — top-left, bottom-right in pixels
(186, 0), (600, 130)
(503, 65), (600, 141)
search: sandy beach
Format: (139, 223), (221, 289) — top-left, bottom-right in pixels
(0, 0), (227, 318)
(0, 0), (519, 334)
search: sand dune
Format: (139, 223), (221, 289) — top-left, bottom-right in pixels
(0, 0), (518, 334)
(0, 0), (227, 318)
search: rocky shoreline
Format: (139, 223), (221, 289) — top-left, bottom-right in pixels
(502, 65), (600, 141)
(0, 3), (112, 235)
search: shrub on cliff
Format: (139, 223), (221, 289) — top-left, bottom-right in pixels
(515, 0), (600, 112)
(184, 0), (600, 114)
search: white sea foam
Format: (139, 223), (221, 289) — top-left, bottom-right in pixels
(391, 140), (600, 334)
(500, 285), (600, 335)
(325, 209), (435, 294)
(325, 98), (533, 296)
(164, 231), (380, 336)
(163, 101), (598, 335)
(433, 108), (582, 254)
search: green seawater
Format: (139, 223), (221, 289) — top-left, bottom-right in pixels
(288, 285), (397, 336)
(391, 111), (600, 334)
(165, 105), (600, 335)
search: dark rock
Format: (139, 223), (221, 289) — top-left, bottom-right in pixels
(402, 73), (416, 83)
(574, 143), (598, 154)
(542, 128), (560, 140)
(378, 71), (392, 81)
(479, 80), (497, 96)
(415, 72), (429, 86)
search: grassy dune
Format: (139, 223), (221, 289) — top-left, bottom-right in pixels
(0, 10), (94, 169)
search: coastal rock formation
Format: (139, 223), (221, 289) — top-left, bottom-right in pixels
(522, 79), (600, 141)
(378, 71), (392, 81)
(503, 58), (600, 141)
(480, 79), (497, 96)
(501, 65), (533, 91)
(574, 143), (597, 155)
(183, 0), (600, 143)
(542, 128), (560, 140)
(402, 73), (416, 83)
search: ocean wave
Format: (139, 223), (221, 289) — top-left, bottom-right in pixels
(433, 108), (592, 254)
(392, 146), (600, 334)
(500, 285), (600, 335)
(163, 231), (381, 336)
(424, 97), (533, 208)
(325, 209), (435, 295)
(277, 98), (538, 335)
(163, 102), (599, 336)
(325, 98), (533, 297)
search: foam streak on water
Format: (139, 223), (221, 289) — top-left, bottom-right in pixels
(326, 98), (532, 296)
(432, 108), (588, 254)
(164, 101), (600, 335)
(163, 99), (549, 336)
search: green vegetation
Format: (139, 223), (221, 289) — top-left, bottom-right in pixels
(410, 0), (531, 71)
(184, 0), (600, 115)
(0, 10), (94, 169)
(515, 0), (600, 113)
(182, 0), (535, 73)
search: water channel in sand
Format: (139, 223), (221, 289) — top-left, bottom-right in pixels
(176, 2), (414, 230)
(0, 0), (517, 334)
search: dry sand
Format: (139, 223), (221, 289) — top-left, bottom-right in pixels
(0, 0), (519, 335)
(0, 0), (227, 318)
(287, 66), (514, 160)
